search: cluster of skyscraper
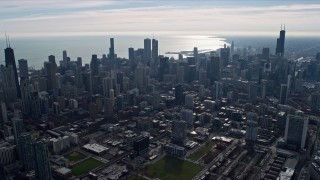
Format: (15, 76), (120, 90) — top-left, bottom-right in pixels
(1, 26), (320, 179)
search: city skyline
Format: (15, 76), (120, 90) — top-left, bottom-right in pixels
(1, 0), (320, 37)
(1, 2), (320, 180)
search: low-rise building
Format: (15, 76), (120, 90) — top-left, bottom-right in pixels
(83, 143), (109, 156)
(165, 143), (186, 157)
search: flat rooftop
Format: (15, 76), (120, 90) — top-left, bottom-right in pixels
(83, 143), (109, 153)
(212, 136), (233, 143)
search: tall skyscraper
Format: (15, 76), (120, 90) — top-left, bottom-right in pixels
(215, 81), (223, 100)
(316, 52), (320, 62)
(174, 84), (184, 105)
(262, 48), (270, 60)
(108, 38), (116, 67)
(48, 55), (56, 64)
(128, 47), (136, 70)
(135, 65), (147, 91)
(0, 65), (18, 102)
(75, 66), (83, 88)
(152, 91), (160, 109)
(279, 84), (288, 105)
(210, 56), (221, 83)
(144, 38), (151, 65)
(62, 50), (68, 62)
(276, 26), (286, 56)
(193, 47), (198, 62)
(53, 102), (60, 116)
(199, 69), (207, 85)
(83, 72), (93, 95)
(180, 109), (193, 130)
(18, 59), (28, 80)
(311, 92), (320, 111)
(0, 163), (6, 180)
(171, 120), (187, 146)
(152, 39), (158, 64)
(248, 82), (258, 103)
(12, 118), (24, 145)
(4, 44), (20, 97)
(245, 112), (258, 142)
(45, 61), (57, 92)
(33, 140), (52, 180)
(77, 57), (82, 67)
(90, 54), (99, 76)
(285, 114), (308, 150)
(0, 102), (8, 123)
(102, 77), (113, 97)
(230, 41), (234, 55)
(151, 39), (159, 77)
(30, 91), (42, 120)
(104, 98), (114, 118)
(186, 65), (196, 83)
(18, 133), (34, 171)
(159, 56), (169, 81)
(262, 80), (267, 99)
(184, 94), (194, 109)
(220, 44), (230, 67)
(128, 47), (135, 60)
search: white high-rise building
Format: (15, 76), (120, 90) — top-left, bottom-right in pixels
(51, 136), (71, 154)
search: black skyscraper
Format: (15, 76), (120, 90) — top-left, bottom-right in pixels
(108, 38), (116, 67)
(4, 45), (20, 97)
(276, 26), (286, 56)
(175, 84), (184, 105)
(262, 48), (270, 60)
(316, 52), (320, 62)
(90, 54), (99, 76)
(45, 61), (57, 92)
(0, 163), (6, 180)
(220, 44), (230, 67)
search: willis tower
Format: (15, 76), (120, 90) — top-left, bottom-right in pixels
(4, 36), (21, 97)
(276, 25), (286, 56)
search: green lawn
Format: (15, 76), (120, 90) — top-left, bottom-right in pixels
(187, 141), (215, 161)
(64, 151), (87, 162)
(144, 156), (203, 180)
(71, 158), (104, 176)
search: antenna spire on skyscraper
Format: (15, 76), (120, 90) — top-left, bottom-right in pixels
(8, 35), (11, 48)
(5, 33), (8, 48)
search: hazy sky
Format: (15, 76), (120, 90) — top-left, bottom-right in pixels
(1, 0), (320, 37)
